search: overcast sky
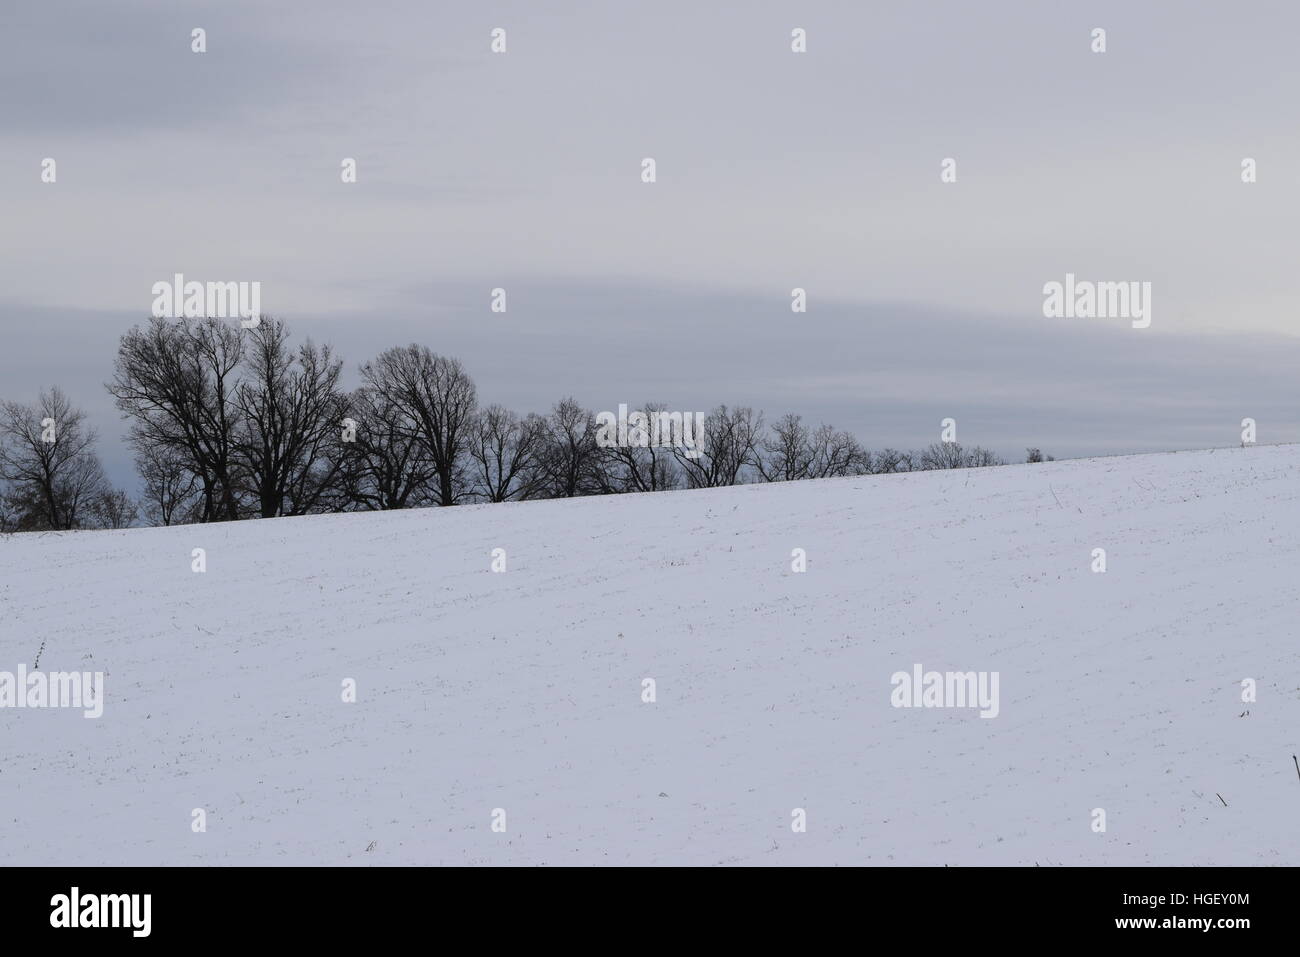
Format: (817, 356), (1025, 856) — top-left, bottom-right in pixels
(3, 0), (1299, 487)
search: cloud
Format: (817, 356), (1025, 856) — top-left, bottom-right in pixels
(5, 280), (1295, 490)
(3, 1), (1299, 490)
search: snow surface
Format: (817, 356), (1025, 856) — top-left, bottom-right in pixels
(1, 445), (1297, 866)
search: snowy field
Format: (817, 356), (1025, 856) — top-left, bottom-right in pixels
(1, 444), (1297, 866)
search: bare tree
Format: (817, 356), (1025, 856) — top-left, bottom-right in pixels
(758, 414), (868, 482)
(674, 404), (762, 488)
(596, 403), (682, 493)
(469, 405), (546, 502)
(0, 387), (108, 530)
(334, 386), (437, 510)
(108, 316), (245, 521)
(920, 441), (968, 470)
(758, 413), (814, 482)
(920, 442), (1003, 470)
(360, 346), (476, 506)
(92, 488), (139, 529)
(134, 441), (201, 526)
(537, 397), (604, 497)
(871, 448), (908, 473)
(807, 424), (870, 477)
(964, 446), (1004, 468)
(234, 318), (347, 517)
(329, 387), (427, 510)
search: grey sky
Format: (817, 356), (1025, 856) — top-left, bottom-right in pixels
(2, 0), (1299, 487)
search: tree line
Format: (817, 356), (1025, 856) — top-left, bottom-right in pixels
(0, 316), (1048, 532)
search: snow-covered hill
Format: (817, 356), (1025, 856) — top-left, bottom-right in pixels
(2, 445), (1297, 866)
